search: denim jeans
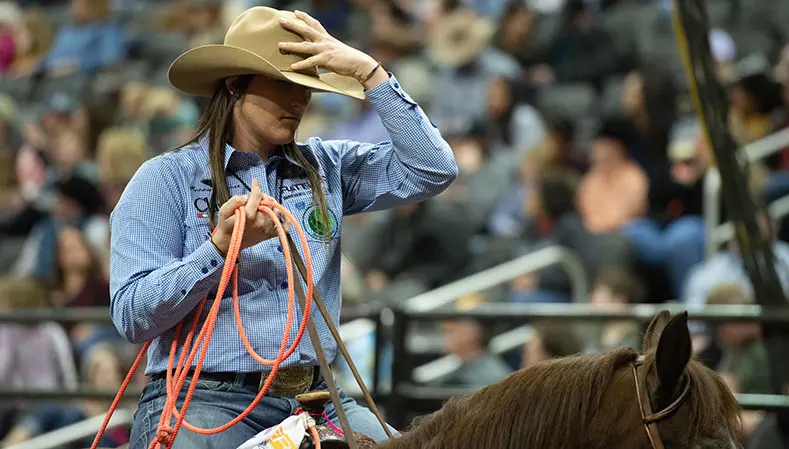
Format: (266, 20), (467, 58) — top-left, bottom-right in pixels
(621, 216), (705, 298)
(129, 376), (397, 449)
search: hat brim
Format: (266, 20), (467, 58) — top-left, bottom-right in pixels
(168, 44), (366, 100)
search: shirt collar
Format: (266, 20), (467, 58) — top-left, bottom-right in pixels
(197, 133), (317, 174)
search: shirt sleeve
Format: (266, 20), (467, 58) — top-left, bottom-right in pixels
(109, 157), (226, 343)
(330, 74), (458, 215)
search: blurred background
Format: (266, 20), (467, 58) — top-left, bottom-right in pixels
(0, 0), (789, 447)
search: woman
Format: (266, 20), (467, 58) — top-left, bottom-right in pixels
(110, 6), (457, 449)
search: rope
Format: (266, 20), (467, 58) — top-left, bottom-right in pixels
(88, 200), (315, 449)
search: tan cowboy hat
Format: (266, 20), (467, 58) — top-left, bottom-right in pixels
(168, 6), (365, 100)
(427, 9), (495, 68)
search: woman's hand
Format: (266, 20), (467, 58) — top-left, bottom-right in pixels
(277, 10), (387, 88)
(211, 178), (286, 256)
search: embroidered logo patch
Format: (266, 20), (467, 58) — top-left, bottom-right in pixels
(301, 205), (338, 240)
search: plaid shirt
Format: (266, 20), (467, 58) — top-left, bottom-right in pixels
(109, 74), (457, 374)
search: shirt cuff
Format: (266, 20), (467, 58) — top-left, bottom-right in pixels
(365, 73), (419, 121)
(182, 239), (226, 285)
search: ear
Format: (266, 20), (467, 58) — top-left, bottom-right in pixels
(224, 76), (239, 93)
(654, 312), (692, 398)
(642, 310), (671, 352)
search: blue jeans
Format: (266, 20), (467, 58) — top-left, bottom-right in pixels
(129, 376), (397, 449)
(621, 216), (705, 297)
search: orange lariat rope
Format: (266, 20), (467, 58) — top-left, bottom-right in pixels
(89, 200), (315, 449)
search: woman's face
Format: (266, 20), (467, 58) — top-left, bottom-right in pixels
(487, 77), (512, 118)
(620, 72), (644, 116)
(730, 86), (753, 115)
(233, 75), (312, 149)
(57, 227), (92, 272)
(500, 7), (534, 47)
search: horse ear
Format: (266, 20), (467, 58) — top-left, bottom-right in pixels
(654, 312), (692, 395)
(642, 310), (672, 352)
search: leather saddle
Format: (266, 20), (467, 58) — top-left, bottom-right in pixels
(295, 392), (378, 449)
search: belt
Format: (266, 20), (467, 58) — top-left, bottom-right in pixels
(151, 365), (320, 397)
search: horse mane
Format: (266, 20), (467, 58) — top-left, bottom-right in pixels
(380, 347), (640, 449)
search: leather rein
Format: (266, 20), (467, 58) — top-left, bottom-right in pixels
(631, 355), (692, 449)
(287, 234), (393, 449)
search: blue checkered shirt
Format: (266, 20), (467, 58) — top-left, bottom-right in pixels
(109, 74), (457, 374)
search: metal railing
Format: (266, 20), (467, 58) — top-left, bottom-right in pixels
(387, 302), (789, 428)
(338, 246), (587, 393)
(704, 127), (789, 257)
(5, 408), (134, 449)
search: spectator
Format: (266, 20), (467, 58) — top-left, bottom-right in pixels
(491, 0), (542, 71)
(587, 268), (645, 352)
(438, 318), (512, 387)
(531, 0), (623, 90)
(481, 76), (545, 154)
(521, 320), (583, 369)
(426, 8), (521, 136)
(0, 275), (77, 439)
(39, 0), (125, 76)
(8, 7), (54, 76)
(729, 64), (786, 146)
(705, 284), (768, 437)
(0, 2), (22, 74)
(1, 343), (130, 448)
(576, 115), (648, 234)
(683, 214), (789, 312)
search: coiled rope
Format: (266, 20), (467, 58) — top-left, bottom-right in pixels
(89, 200), (318, 449)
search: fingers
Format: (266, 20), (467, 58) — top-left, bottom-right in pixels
(278, 16), (322, 42)
(291, 54), (324, 71)
(245, 178), (263, 220)
(294, 10), (328, 34)
(219, 194), (249, 221)
(278, 40), (326, 55)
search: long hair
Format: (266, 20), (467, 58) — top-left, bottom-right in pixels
(185, 76), (331, 239)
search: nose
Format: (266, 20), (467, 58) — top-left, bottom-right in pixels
(291, 86), (311, 113)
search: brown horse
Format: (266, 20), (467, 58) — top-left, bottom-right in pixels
(305, 311), (742, 449)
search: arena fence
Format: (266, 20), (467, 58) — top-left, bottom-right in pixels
(4, 409), (134, 449)
(704, 127), (789, 257)
(387, 302), (789, 429)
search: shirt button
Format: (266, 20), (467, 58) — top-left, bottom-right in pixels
(277, 245), (283, 252)
(400, 92), (406, 98)
(211, 259), (218, 267)
(201, 267), (208, 274)
(181, 289), (187, 295)
(280, 281), (288, 289)
(393, 81), (400, 88)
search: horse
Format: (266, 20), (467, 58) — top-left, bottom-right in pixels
(302, 310), (742, 449)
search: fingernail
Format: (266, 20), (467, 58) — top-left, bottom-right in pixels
(294, 9), (302, 14)
(279, 17), (288, 23)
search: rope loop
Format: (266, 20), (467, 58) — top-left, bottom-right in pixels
(89, 200), (315, 449)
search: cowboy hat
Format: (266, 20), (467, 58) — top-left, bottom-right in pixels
(427, 9), (495, 68)
(168, 7), (365, 100)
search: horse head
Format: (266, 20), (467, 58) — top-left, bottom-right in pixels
(378, 310), (743, 449)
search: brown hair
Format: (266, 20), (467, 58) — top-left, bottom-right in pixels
(706, 283), (753, 306)
(187, 76), (331, 239)
(532, 321), (584, 358)
(0, 275), (52, 310)
(594, 268), (646, 304)
(381, 347), (741, 448)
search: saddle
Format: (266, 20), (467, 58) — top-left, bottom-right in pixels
(295, 392), (378, 449)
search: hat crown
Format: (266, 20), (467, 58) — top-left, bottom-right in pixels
(223, 7), (316, 75)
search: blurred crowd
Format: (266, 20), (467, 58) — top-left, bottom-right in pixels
(0, 0), (788, 447)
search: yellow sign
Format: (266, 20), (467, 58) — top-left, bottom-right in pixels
(269, 426), (297, 449)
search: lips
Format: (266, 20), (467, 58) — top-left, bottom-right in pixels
(281, 116), (300, 122)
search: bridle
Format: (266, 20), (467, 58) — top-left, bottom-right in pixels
(631, 355), (692, 449)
